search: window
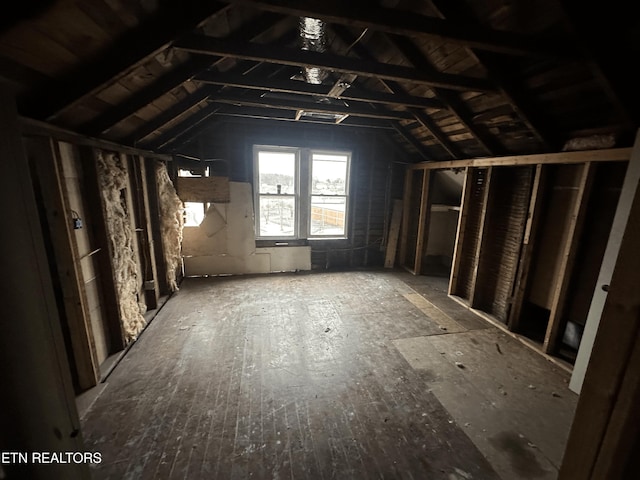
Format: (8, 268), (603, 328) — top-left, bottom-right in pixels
(178, 168), (209, 227)
(254, 146), (350, 240)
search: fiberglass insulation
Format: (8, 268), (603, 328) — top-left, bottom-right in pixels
(97, 151), (146, 343)
(156, 162), (184, 292)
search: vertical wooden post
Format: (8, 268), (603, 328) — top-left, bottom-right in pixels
(398, 167), (413, 267)
(384, 199), (403, 268)
(449, 167), (472, 295)
(0, 87), (90, 480)
(136, 156), (160, 308)
(508, 164), (547, 331)
(27, 136), (99, 390)
(79, 146), (125, 351)
(121, 153), (146, 314)
(559, 152), (640, 479)
(543, 162), (595, 353)
(413, 169), (431, 275)
(469, 167), (493, 306)
(145, 158), (170, 295)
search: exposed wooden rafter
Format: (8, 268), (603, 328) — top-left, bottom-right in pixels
(20, 2), (232, 122)
(387, 34), (503, 155)
(218, 0), (574, 58)
(330, 25), (460, 159)
(121, 88), (212, 146)
(80, 13), (292, 138)
(173, 34), (496, 93)
(429, 0), (558, 150)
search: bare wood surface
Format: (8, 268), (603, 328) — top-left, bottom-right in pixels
(384, 199), (403, 268)
(449, 167), (472, 295)
(543, 162), (595, 353)
(413, 170), (431, 274)
(508, 164), (546, 331)
(27, 136), (99, 390)
(408, 148), (632, 171)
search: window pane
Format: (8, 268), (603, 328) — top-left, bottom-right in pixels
(258, 151), (296, 194)
(310, 196), (346, 236)
(183, 202), (205, 227)
(258, 196), (296, 237)
(312, 153), (347, 195)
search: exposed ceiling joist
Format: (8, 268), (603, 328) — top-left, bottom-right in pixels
(156, 105), (395, 152)
(194, 71), (444, 110)
(173, 34), (496, 93)
(20, 2), (231, 122)
(219, 0), (573, 58)
(208, 92), (414, 120)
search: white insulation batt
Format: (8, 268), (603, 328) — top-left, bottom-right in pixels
(97, 151), (146, 343)
(156, 162), (184, 292)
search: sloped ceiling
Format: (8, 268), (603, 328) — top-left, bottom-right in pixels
(1, 0), (638, 162)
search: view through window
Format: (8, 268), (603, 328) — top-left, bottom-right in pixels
(254, 147), (350, 239)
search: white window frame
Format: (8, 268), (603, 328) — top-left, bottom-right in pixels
(253, 145), (351, 240)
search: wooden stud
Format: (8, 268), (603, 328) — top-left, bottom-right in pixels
(508, 164), (547, 331)
(145, 158), (170, 296)
(543, 162), (595, 353)
(413, 170), (431, 275)
(384, 199), (403, 268)
(398, 168), (413, 267)
(78, 146), (126, 352)
(448, 167), (473, 295)
(131, 156), (160, 310)
(27, 136), (100, 390)
(469, 167), (493, 307)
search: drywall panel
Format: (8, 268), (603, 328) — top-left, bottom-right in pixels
(183, 253), (271, 276)
(260, 246), (312, 272)
(182, 182), (311, 276)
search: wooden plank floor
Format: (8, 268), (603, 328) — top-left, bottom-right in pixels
(81, 270), (576, 479)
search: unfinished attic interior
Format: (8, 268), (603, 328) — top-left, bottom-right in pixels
(2, 0), (640, 478)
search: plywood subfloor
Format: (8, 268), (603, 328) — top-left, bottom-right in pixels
(81, 270), (577, 479)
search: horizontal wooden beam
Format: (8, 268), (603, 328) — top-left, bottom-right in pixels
(174, 34), (495, 92)
(210, 105), (395, 129)
(408, 148), (632, 170)
(209, 92), (415, 120)
(19, 117), (172, 161)
(194, 71), (445, 110)
(220, 0), (572, 58)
